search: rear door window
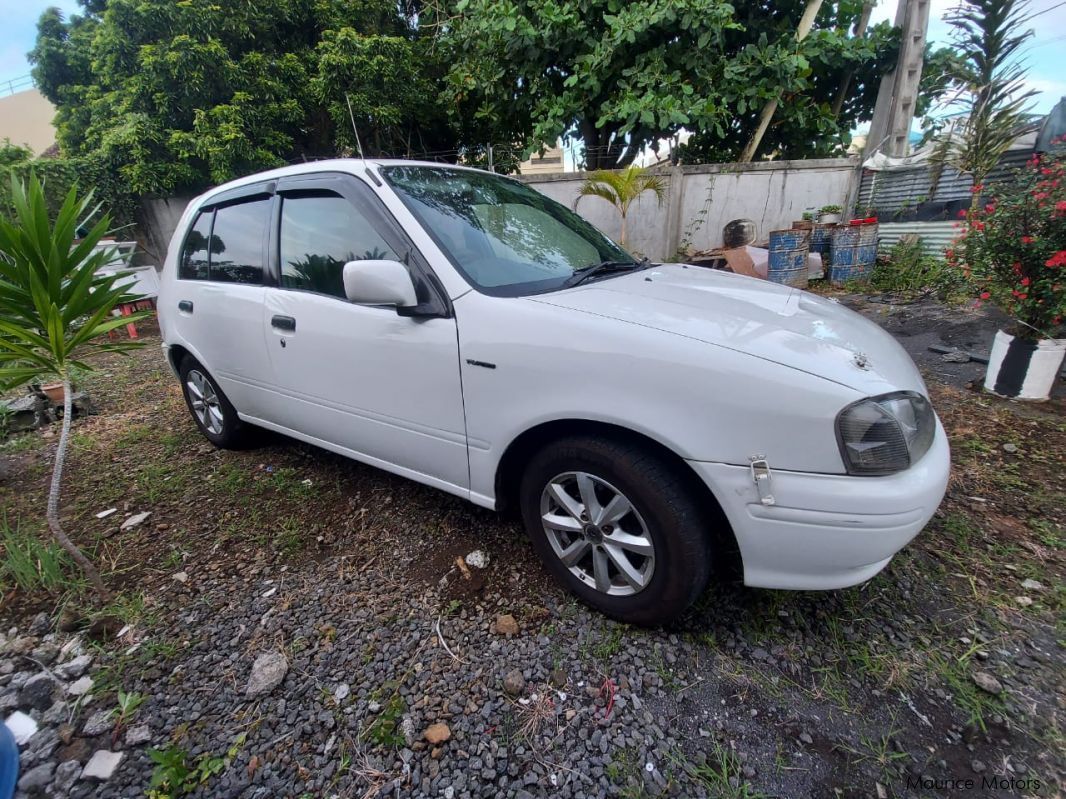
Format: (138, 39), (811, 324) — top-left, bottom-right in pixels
(278, 191), (398, 299)
(208, 198), (271, 284)
(178, 211), (213, 280)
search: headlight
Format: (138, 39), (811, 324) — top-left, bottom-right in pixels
(836, 391), (935, 475)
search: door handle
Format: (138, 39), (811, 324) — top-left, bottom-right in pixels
(178, 300), (193, 313)
(271, 315), (296, 332)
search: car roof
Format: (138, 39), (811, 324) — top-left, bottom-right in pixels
(194, 158), (502, 206)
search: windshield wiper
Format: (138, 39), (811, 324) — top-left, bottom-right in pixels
(562, 258), (649, 288)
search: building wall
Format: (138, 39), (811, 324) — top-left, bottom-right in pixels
(0, 89), (57, 156)
(523, 158), (859, 261)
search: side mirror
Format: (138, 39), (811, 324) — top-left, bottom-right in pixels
(342, 260), (417, 308)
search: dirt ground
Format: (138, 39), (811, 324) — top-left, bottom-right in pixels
(0, 301), (1063, 798)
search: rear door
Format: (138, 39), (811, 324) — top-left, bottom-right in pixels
(170, 186), (274, 416)
(257, 173), (469, 495)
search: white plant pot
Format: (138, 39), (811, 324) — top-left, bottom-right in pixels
(818, 213), (841, 224)
(984, 329), (1065, 400)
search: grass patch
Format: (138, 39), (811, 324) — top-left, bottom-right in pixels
(0, 515), (80, 595)
(673, 740), (767, 799)
(869, 239), (965, 300)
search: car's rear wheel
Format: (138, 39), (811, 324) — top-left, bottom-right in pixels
(519, 435), (713, 625)
(178, 356), (248, 449)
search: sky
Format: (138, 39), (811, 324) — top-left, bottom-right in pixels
(1, 0), (1064, 112)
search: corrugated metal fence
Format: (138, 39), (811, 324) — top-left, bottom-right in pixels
(857, 149), (1032, 219)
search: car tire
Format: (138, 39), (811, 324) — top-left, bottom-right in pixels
(178, 355), (249, 449)
(519, 435), (713, 626)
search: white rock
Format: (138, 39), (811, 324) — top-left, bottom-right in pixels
(245, 652), (288, 698)
(125, 723), (152, 746)
(4, 710), (37, 744)
(464, 550), (490, 569)
(95, 508), (117, 519)
(1015, 596), (1034, 607)
(82, 749), (124, 781)
(55, 654), (92, 679)
(172, 571), (189, 584)
(67, 676), (93, 696)
(82, 708), (114, 736)
(334, 683), (350, 702)
(1020, 578), (1044, 591)
(120, 511), (151, 531)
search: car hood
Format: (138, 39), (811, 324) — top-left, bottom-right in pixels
(530, 264), (926, 394)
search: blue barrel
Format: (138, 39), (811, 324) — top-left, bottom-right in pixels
(810, 223), (834, 257)
(830, 223), (879, 284)
(767, 229), (810, 288)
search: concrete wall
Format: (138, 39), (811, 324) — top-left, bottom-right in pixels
(0, 89), (57, 156)
(139, 195), (194, 267)
(522, 158), (859, 261)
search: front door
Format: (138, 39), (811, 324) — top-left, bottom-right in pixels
(258, 175), (468, 495)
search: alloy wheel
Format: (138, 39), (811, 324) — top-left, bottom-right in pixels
(185, 369), (224, 436)
(539, 471), (655, 596)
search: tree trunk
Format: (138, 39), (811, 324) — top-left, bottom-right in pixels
(46, 375), (110, 602)
(830, 1), (874, 118)
(620, 211), (628, 247)
(738, 0), (825, 162)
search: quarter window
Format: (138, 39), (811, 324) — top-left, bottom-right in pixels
(208, 198), (270, 284)
(279, 192), (398, 299)
(178, 212), (212, 281)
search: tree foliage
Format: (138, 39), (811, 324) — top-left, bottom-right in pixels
(928, 0), (1037, 203)
(576, 166), (667, 246)
(445, 0), (954, 168)
(29, 0), (491, 195)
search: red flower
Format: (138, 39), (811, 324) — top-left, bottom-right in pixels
(984, 204), (996, 213)
(1046, 251), (1066, 267)
(957, 209), (967, 218)
(980, 291), (991, 300)
(973, 221), (985, 231)
(1056, 200), (1066, 212)
(1022, 236), (1034, 244)
(1021, 277), (1031, 286)
(970, 183), (984, 193)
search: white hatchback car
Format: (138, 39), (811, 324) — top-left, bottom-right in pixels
(159, 160), (950, 625)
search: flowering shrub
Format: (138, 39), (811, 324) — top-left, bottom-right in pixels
(948, 146), (1066, 340)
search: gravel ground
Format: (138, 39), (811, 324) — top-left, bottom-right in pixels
(0, 303), (1063, 799)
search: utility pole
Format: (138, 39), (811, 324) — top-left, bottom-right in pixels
(487, 143), (494, 173)
(863, 0), (930, 158)
(738, 0), (824, 163)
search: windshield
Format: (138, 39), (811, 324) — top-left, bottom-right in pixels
(380, 165), (637, 296)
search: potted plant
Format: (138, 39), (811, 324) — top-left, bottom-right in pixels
(38, 381), (66, 405)
(818, 204), (842, 224)
(949, 147), (1066, 400)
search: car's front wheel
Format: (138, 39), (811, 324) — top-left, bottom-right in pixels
(178, 356), (249, 449)
(519, 435), (713, 626)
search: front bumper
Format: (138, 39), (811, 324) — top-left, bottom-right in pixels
(687, 419), (950, 590)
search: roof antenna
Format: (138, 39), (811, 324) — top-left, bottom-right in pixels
(345, 93), (365, 162)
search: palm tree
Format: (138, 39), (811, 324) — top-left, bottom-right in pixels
(0, 175), (150, 601)
(930, 0), (1037, 207)
(576, 165), (668, 247)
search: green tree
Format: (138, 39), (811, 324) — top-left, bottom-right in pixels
(0, 176), (148, 600)
(29, 0), (490, 194)
(445, 0), (947, 167)
(929, 0), (1037, 207)
(576, 166), (667, 246)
